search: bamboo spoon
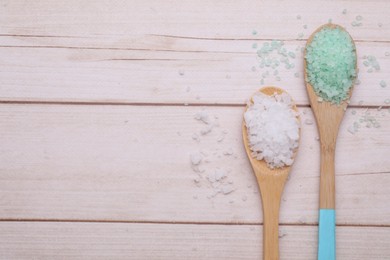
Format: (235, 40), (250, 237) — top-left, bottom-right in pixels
(242, 87), (300, 260)
(304, 24), (357, 260)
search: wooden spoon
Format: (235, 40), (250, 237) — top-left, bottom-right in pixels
(242, 87), (300, 260)
(304, 24), (357, 260)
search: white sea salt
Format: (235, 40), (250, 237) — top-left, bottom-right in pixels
(190, 152), (202, 165)
(194, 110), (211, 124)
(304, 119), (314, 125)
(244, 92), (300, 168)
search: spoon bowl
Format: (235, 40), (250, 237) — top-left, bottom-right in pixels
(243, 86), (300, 260)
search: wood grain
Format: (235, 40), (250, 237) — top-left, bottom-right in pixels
(0, 40), (389, 106)
(0, 221), (389, 260)
(1, 0), (389, 41)
(0, 1), (389, 257)
(0, 104), (388, 224)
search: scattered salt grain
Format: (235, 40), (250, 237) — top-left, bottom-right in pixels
(378, 23), (383, 28)
(178, 70), (185, 76)
(186, 86), (191, 92)
(244, 92), (300, 169)
(342, 9), (347, 15)
(192, 133), (199, 141)
(223, 148), (234, 156)
(297, 15), (301, 20)
(200, 125), (213, 135)
(194, 110), (211, 124)
(190, 152), (202, 165)
(242, 196), (247, 201)
(217, 134), (225, 142)
(380, 80), (387, 88)
(222, 185), (235, 195)
(304, 119), (314, 125)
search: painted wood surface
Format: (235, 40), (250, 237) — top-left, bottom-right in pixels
(0, 222), (389, 260)
(0, 0), (389, 259)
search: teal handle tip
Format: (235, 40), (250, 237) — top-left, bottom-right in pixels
(318, 209), (336, 260)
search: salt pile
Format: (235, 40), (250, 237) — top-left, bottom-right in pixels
(244, 92), (300, 168)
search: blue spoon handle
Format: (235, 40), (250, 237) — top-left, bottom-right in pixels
(318, 209), (336, 260)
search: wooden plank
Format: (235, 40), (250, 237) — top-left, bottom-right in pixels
(0, 104), (389, 224)
(0, 222), (389, 259)
(0, 0), (389, 41)
(0, 41), (389, 105)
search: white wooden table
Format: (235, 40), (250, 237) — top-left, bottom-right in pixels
(1, 0), (389, 259)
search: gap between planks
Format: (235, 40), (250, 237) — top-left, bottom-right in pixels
(0, 219), (389, 228)
(1, 33), (390, 44)
(0, 100), (388, 109)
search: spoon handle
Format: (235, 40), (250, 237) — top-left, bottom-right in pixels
(258, 174), (287, 260)
(318, 144), (336, 260)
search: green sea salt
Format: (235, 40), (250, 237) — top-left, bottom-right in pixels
(305, 26), (357, 104)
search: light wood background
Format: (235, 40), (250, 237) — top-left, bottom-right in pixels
(0, 0), (389, 259)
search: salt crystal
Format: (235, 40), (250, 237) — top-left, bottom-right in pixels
(222, 185), (235, 195)
(186, 86), (191, 92)
(190, 152), (202, 165)
(194, 110), (211, 124)
(304, 119), (314, 125)
(380, 80), (387, 88)
(244, 92), (300, 168)
(223, 148), (234, 155)
(192, 133), (199, 141)
(214, 169), (226, 181)
(347, 126), (356, 134)
(200, 125), (213, 135)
